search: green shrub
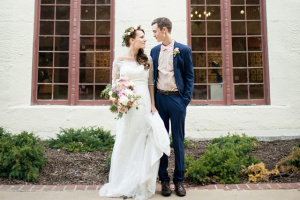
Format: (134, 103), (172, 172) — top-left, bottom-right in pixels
(46, 126), (115, 152)
(0, 129), (46, 182)
(185, 134), (260, 184)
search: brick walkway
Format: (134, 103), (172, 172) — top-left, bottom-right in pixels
(0, 183), (299, 192)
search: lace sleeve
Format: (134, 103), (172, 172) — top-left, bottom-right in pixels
(148, 56), (154, 85)
(112, 60), (120, 83)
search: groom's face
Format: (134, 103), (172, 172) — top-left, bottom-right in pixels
(152, 23), (164, 42)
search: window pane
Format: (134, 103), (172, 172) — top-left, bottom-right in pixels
(250, 84), (264, 99)
(96, 6), (110, 20)
(54, 69), (68, 83)
(191, 0), (205, 3)
(81, 6), (95, 20)
(192, 37), (206, 51)
(231, 22), (246, 35)
(247, 0), (260, 4)
(207, 21), (221, 35)
(80, 69), (94, 83)
(95, 85), (107, 100)
(232, 37), (246, 51)
(96, 21), (110, 35)
(208, 53), (222, 67)
(79, 85), (93, 100)
(95, 68), (110, 83)
(209, 85), (223, 100)
(38, 85), (52, 99)
(207, 0), (220, 4)
(248, 52), (262, 67)
(81, 21), (95, 35)
(193, 53), (206, 67)
(234, 69), (248, 83)
(247, 21), (261, 35)
(231, 6), (245, 20)
(56, 6), (70, 20)
(191, 22), (205, 35)
(41, 0), (54, 4)
(55, 37), (69, 51)
(207, 37), (221, 51)
(80, 53), (94, 67)
(39, 52), (53, 67)
(190, 6), (205, 20)
(40, 21), (54, 35)
(206, 6), (220, 20)
(208, 69), (222, 83)
(231, 0), (244, 4)
(246, 6), (260, 20)
(80, 37), (95, 51)
(193, 85), (207, 99)
(249, 68), (263, 83)
(57, 0), (70, 4)
(41, 6), (54, 19)
(54, 85), (68, 99)
(248, 37), (262, 51)
(82, 0), (95, 4)
(194, 69), (207, 83)
(54, 53), (69, 67)
(96, 37), (110, 50)
(234, 85), (248, 99)
(56, 21), (69, 35)
(96, 52), (110, 67)
(97, 0), (111, 4)
(233, 53), (247, 67)
(38, 68), (52, 83)
(39, 36), (53, 51)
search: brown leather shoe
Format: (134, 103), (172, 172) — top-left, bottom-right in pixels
(175, 182), (186, 197)
(161, 181), (172, 196)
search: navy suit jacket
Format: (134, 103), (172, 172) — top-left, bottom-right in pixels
(150, 41), (194, 105)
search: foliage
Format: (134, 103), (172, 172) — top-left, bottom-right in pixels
(185, 133), (260, 184)
(0, 128), (46, 182)
(170, 136), (194, 149)
(241, 162), (280, 182)
(277, 144), (300, 172)
(46, 126), (115, 152)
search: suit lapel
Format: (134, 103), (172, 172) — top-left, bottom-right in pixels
(153, 45), (161, 83)
(173, 41), (179, 74)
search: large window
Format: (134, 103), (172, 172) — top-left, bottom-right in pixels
(188, 0), (269, 105)
(32, 0), (114, 105)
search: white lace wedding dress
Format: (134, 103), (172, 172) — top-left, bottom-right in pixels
(99, 59), (170, 200)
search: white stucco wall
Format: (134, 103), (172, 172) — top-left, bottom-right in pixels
(0, 0), (299, 140)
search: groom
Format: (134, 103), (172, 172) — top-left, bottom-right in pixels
(150, 17), (194, 197)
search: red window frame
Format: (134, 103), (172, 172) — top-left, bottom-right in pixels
(187, 0), (270, 105)
(31, 0), (114, 105)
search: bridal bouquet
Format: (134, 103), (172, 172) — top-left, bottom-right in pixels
(101, 77), (141, 119)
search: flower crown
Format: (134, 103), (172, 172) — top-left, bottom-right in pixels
(122, 25), (142, 46)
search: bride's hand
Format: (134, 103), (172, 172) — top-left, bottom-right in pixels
(151, 105), (158, 115)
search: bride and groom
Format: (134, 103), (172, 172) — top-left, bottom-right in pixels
(99, 17), (194, 199)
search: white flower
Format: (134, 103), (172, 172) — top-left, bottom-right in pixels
(134, 25), (138, 30)
(124, 89), (133, 96)
(119, 96), (129, 105)
(127, 32), (131, 36)
(109, 91), (112, 96)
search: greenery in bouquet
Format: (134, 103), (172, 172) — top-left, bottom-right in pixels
(101, 77), (141, 119)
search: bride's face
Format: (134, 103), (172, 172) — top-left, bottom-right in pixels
(131, 30), (146, 49)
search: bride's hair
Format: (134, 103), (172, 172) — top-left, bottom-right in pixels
(122, 26), (150, 70)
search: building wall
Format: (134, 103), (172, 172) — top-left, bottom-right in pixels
(0, 0), (299, 139)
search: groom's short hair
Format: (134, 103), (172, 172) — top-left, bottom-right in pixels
(151, 17), (172, 33)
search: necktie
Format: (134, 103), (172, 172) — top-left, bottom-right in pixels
(161, 45), (172, 51)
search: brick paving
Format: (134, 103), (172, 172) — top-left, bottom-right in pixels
(0, 183), (299, 192)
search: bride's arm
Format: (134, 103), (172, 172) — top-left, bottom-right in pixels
(148, 57), (157, 115)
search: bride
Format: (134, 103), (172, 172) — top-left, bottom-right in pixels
(99, 25), (170, 200)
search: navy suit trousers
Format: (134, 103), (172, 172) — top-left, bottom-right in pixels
(155, 93), (186, 184)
